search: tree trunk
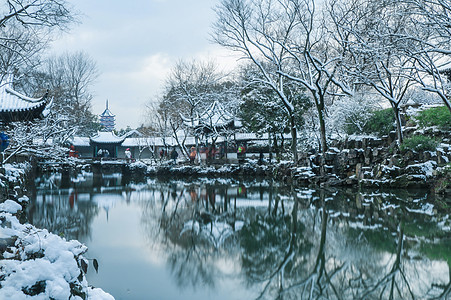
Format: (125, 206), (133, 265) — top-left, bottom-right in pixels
(442, 95), (451, 114)
(317, 105), (328, 155)
(171, 125), (189, 158)
(268, 131), (272, 163)
(274, 136), (280, 160)
(289, 113), (298, 164)
(391, 103), (403, 146)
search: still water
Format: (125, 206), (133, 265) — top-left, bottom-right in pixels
(27, 172), (450, 300)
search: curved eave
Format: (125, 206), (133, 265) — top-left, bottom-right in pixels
(89, 131), (125, 145)
(89, 140), (124, 145)
(5, 87), (46, 103)
(1, 98), (47, 112)
(0, 96), (49, 123)
(100, 108), (115, 117)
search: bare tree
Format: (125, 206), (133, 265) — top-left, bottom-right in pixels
(400, 0), (451, 113)
(18, 51), (100, 135)
(48, 51), (98, 131)
(214, 0), (352, 160)
(0, 0), (74, 78)
(157, 59), (239, 158)
(0, 0), (72, 28)
(158, 94), (189, 157)
(166, 59), (224, 118)
(279, 0), (353, 155)
(0, 26), (45, 80)
(213, 0), (303, 162)
(330, 0), (418, 145)
(145, 99), (174, 156)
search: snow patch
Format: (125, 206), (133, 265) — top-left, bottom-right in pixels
(406, 161), (437, 178)
(406, 203), (435, 216)
(0, 209), (113, 299)
(0, 200), (22, 214)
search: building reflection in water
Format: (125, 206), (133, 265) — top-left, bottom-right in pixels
(27, 173), (450, 299)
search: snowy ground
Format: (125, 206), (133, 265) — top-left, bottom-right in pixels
(0, 164), (114, 300)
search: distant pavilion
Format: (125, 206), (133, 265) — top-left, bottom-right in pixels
(181, 101), (242, 139)
(90, 131), (125, 158)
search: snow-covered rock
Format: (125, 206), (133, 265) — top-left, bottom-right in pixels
(0, 210), (114, 299)
(0, 200), (22, 214)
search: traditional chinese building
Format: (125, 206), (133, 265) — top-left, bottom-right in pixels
(90, 131), (125, 158)
(0, 74), (51, 123)
(99, 100), (115, 131)
(180, 101), (242, 138)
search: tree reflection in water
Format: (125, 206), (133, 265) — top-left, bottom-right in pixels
(27, 189), (100, 241)
(140, 181), (450, 299)
(28, 174), (450, 299)
(141, 181), (253, 290)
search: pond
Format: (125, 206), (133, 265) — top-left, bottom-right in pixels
(26, 172), (450, 299)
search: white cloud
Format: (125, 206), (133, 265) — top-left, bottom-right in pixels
(47, 0), (243, 130)
(91, 53), (172, 129)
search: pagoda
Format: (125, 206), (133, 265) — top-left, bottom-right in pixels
(0, 74), (51, 123)
(99, 100), (115, 131)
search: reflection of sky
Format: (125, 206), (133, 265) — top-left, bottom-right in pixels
(29, 182), (450, 299)
(82, 200), (253, 300)
(92, 194), (123, 210)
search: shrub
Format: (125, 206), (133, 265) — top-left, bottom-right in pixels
(434, 163), (451, 195)
(345, 108), (395, 136)
(400, 135), (440, 152)
(365, 108), (396, 135)
(415, 106), (451, 130)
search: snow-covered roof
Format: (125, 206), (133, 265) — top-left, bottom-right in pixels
(100, 108), (115, 117)
(99, 100), (115, 117)
(70, 136), (91, 147)
(121, 129), (143, 138)
(200, 101), (234, 126)
(90, 131), (125, 144)
(181, 101), (242, 132)
(401, 98), (420, 108)
(0, 75), (49, 120)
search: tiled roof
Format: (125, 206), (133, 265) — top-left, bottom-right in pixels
(100, 108), (115, 117)
(70, 136), (91, 147)
(0, 78), (48, 113)
(181, 101), (241, 130)
(90, 131), (125, 144)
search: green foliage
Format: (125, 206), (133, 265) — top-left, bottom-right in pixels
(345, 108), (395, 136)
(443, 163), (451, 175)
(420, 239), (451, 263)
(400, 135), (440, 152)
(240, 84), (311, 135)
(415, 106), (451, 130)
(403, 219), (443, 238)
(348, 228), (396, 253)
(365, 108), (396, 136)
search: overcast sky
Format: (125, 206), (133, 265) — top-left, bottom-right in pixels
(50, 0), (237, 130)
